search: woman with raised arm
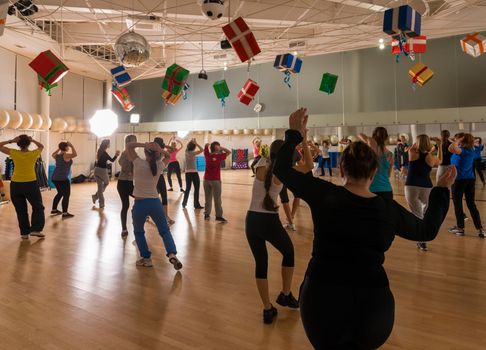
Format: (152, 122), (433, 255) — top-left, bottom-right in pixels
(250, 137), (262, 176)
(117, 134), (137, 238)
(51, 141), (77, 219)
(448, 134), (485, 238)
(92, 139), (120, 209)
(126, 141), (183, 269)
(274, 108), (455, 350)
(405, 135), (442, 251)
(166, 138), (184, 192)
(246, 139), (299, 325)
(0, 135), (46, 239)
(473, 137), (485, 186)
(436, 130), (453, 182)
(153, 137), (174, 225)
(182, 138), (204, 209)
(359, 127), (394, 199)
(319, 140), (332, 177)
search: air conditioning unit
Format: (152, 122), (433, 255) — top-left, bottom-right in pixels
(126, 17), (162, 32)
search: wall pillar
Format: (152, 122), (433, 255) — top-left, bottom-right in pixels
(104, 80), (112, 110)
(39, 90), (50, 171)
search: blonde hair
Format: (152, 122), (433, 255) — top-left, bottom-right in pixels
(125, 134), (137, 145)
(416, 134), (432, 153)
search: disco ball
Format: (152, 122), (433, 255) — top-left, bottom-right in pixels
(114, 31), (151, 67)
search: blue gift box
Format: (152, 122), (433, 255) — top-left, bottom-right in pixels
(273, 53), (302, 74)
(110, 65), (132, 87)
(383, 5), (421, 38)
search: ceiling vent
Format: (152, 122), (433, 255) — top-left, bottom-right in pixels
(126, 17), (162, 32)
(289, 40), (306, 49)
(214, 53), (228, 60)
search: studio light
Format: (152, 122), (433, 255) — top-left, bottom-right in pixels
(89, 109), (119, 137)
(177, 130), (190, 139)
(130, 113), (140, 125)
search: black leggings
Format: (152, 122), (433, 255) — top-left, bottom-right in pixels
(11, 181), (45, 235)
(52, 180), (71, 213)
(373, 191), (393, 200)
(157, 174), (168, 206)
(452, 179), (483, 229)
(182, 172), (201, 207)
(245, 211), (294, 279)
(320, 157), (332, 176)
(474, 159), (485, 183)
(300, 277), (395, 350)
(167, 161), (183, 189)
(117, 180), (134, 231)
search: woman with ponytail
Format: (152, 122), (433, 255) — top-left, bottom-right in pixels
(126, 141), (182, 270)
(92, 139), (120, 209)
(245, 139), (298, 325)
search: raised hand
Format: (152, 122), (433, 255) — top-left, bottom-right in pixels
(437, 166), (457, 188)
(289, 108), (308, 137)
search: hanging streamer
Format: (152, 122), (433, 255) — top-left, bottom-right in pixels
(182, 83), (190, 100)
(284, 71), (291, 88)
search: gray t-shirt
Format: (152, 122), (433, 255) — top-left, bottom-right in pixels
(185, 150), (197, 173)
(52, 154), (72, 181)
(118, 152), (134, 181)
(133, 157), (166, 198)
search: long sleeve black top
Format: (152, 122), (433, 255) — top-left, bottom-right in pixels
(274, 130), (451, 287)
(96, 151), (118, 169)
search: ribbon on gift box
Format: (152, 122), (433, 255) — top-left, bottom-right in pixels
(411, 65), (428, 91)
(182, 83), (190, 100)
(165, 66), (185, 93)
(461, 33), (485, 56)
(223, 17), (261, 63)
(38, 76), (58, 96)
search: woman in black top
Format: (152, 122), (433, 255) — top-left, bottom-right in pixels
(92, 139), (119, 209)
(274, 108), (456, 350)
(51, 141), (77, 219)
(437, 130), (453, 182)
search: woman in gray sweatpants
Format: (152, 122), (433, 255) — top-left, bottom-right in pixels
(405, 135), (442, 251)
(92, 139), (120, 209)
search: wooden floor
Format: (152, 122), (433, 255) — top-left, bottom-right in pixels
(1, 170), (486, 349)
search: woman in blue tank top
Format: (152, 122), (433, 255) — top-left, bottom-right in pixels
(405, 135), (442, 251)
(359, 127), (394, 200)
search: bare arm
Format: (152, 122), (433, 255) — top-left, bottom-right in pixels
(358, 133), (377, 152)
(449, 139), (462, 155)
(63, 142), (78, 160)
(300, 137), (314, 173)
(0, 139), (16, 156)
(30, 138), (44, 151)
(161, 149), (171, 166)
(176, 140), (183, 152)
(51, 148), (60, 159)
(193, 140), (204, 155)
(126, 142), (145, 162)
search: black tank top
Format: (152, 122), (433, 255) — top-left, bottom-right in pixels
(406, 152), (432, 188)
(441, 141), (452, 166)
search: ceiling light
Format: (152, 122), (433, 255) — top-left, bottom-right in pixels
(223, 66), (228, 71)
(177, 130), (190, 139)
(379, 43), (385, 50)
(293, 51), (298, 56)
(379, 38), (384, 44)
(130, 113), (140, 125)
(89, 109), (119, 137)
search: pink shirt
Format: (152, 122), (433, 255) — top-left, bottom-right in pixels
(253, 145), (260, 157)
(169, 150), (179, 163)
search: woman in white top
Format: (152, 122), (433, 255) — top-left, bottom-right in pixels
(126, 141), (182, 270)
(245, 140), (298, 325)
(319, 140), (332, 177)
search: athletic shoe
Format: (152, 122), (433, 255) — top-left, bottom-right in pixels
(30, 231), (45, 238)
(91, 194), (96, 204)
(276, 292), (299, 309)
(416, 242), (428, 251)
(21, 235), (29, 240)
(121, 230), (128, 238)
(50, 209), (62, 216)
(204, 214), (210, 221)
(263, 305), (278, 324)
(136, 258), (153, 267)
(479, 229), (485, 239)
(169, 257), (183, 270)
(448, 226), (465, 236)
(194, 205), (204, 210)
(216, 217), (228, 223)
(62, 213), (74, 220)
(168, 188), (174, 192)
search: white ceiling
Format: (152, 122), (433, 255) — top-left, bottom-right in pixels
(2, 0), (486, 81)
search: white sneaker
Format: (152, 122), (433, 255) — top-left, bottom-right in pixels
(136, 258), (153, 267)
(30, 231), (45, 238)
(448, 226), (465, 236)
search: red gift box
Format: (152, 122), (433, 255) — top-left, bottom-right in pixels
(29, 50), (69, 86)
(112, 86), (134, 112)
(223, 17), (261, 63)
(237, 79), (259, 105)
(392, 35), (426, 55)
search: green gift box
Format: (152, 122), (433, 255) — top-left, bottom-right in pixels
(319, 73), (338, 95)
(161, 63), (189, 96)
(213, 80), (230, 99)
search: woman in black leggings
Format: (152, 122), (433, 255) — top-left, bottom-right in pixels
(246, 140), (298, 325)
(154, 137), (175, 225)
(51, 141), (77, 219)
(117, 134), (137, 237)
(274, 108), (455, 349)
(167, 138), (184, 192)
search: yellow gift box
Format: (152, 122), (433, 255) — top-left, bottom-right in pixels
(162, 89), (182, 105)
(408, 62), (434, 87)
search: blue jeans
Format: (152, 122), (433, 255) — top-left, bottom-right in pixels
(132, 198), (177, 258)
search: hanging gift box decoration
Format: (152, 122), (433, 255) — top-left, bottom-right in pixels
(319, 73), (338, 95)
(182, 83), (190, 100)
(408, 62), (434, 88)
(161, 63), (190, 96)
(460, 32), (486, 58)
(162, 89), (183, 106)
(237, 79), (259, 105)
(110, 65), (132, 87)
(274, 53), (302, 88)
(213, 80), (230, 107)
(383, 5), (421, 39)
(112, 85), (135, 111)
(222, 17), (261, 63)
(0, 0), (8, 37)
(29, 50), (69, 95)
